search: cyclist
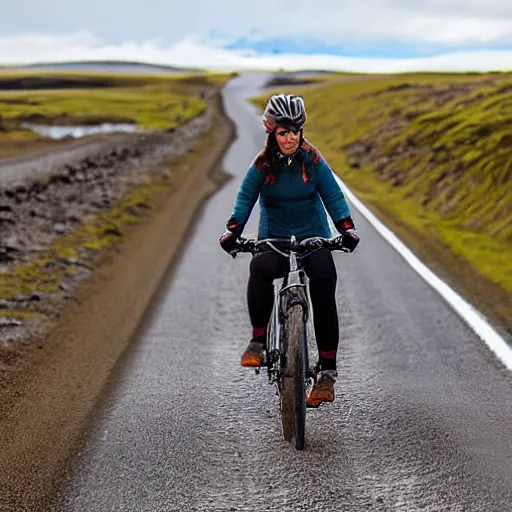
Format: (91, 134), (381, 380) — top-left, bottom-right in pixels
(219, 93), (359, 407)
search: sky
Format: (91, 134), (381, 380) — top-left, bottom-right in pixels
(1, 0), (511, 71)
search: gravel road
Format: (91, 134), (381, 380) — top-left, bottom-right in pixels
(54, 72), (512, 512)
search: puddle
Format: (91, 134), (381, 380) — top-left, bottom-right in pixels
(20, 122), (140, 139)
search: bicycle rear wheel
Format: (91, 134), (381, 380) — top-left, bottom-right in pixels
(280, 304), (307, 450)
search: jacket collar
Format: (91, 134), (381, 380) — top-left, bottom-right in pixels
(276, 147), (301, 166)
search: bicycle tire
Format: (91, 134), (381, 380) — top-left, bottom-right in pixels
(280, 304), (307, 450)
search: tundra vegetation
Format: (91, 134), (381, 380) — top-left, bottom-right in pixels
(0, 71), (233, 158)
(252, 72), (511, 329)
(0, 71), (232, 338)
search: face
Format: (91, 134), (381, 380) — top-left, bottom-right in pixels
(275, 125), (301, 155)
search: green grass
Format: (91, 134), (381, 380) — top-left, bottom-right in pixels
(0, 107), (222, 307)
(0, 71), (235, 130)
(0, 69), (235, 88)
(0, 83), (205, 130)
(251, 72), (512, 295)
(0, 71), (233, 330)
(0, 71), (233, 158)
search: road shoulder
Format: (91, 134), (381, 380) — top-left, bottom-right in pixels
(0, 91), (235, 511)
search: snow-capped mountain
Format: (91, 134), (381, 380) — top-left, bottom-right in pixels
(197, 29), (345, 55)
(193, 28), (269, 49)
(194, 29), (236, 48)
(224, 35), (348, 56)
(201, 30), (512, 60)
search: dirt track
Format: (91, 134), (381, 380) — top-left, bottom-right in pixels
(0, 91), (235, 511)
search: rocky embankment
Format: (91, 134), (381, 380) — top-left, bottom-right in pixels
(0, 91), (215, 345)
(0, 87), (236, 510)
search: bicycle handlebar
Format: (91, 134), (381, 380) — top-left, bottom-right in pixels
(232, 235), (350, 257)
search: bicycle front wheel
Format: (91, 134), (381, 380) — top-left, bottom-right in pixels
(280, 304), (307, 450)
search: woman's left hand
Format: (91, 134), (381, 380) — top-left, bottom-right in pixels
(341, 229), (360, 252)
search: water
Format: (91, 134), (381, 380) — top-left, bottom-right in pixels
(20, 122), (141, 139)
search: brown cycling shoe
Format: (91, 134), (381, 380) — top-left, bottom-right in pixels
(306, 370), (337, 408)
(240, 337), (266, 367)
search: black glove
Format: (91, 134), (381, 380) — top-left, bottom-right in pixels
(341, 229), (360, 252)
(219, 215), (243, 255)
(219, 231), (237, 254)
(334, 216), (360, 253)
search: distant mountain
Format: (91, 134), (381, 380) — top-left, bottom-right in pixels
(0, 60), (201, 74)
(220, 33), (512, 59)
(225, 36), (349, 56)
(198, 29), (363, 57)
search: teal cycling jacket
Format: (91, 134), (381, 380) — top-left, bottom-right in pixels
(230, 145), (351, 241)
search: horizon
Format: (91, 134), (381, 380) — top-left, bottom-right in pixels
(1, 36), (511, 73)
(1, 0), (512, 72)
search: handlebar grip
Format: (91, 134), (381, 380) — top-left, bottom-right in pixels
(329, 235), (346, 250)
(302, 236), (347, 252)
(234, 238), (256, 253)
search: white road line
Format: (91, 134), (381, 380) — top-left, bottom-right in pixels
(333, 174), (512, 371)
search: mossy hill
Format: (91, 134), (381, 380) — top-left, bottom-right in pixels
(252, 72), (511, 332)
(0, 71), (234, 159)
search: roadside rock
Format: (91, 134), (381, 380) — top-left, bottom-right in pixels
(0, 99), (215, 343)
(0, 104), (213, 259)
(0, 318), (23, 328)
(53, 223), (66, 234)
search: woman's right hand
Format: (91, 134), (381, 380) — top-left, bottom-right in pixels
(219, 230), (237, 254)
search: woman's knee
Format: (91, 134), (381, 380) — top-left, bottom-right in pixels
(249, 252), (285, 281)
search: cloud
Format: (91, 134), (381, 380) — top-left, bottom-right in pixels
(283, 2), (512, 46)
(194, 0), (512, 47)
(0, 32), (511, 72)
(325, 15), (512, 45)
(2, 0), (512, 48)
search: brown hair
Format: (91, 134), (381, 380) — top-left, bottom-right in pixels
(254, 130), (321, 184)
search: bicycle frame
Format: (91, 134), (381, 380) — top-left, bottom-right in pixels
(231, 233), (349, 448)
(233, 234), (344, 385)
(261, 236), (312, 389)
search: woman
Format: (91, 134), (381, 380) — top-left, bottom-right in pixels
(219, 93), (359, 407)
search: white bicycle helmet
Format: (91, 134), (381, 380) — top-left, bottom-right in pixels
(263, 94), (306, 130)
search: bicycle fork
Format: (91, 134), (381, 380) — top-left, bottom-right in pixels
(264, 270), (311, 387)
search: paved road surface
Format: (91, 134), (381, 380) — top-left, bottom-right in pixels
(55, 73), (512, 512)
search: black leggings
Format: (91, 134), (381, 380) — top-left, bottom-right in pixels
(247, 248), (339, 367)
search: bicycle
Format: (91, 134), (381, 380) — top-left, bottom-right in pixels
(232, 234), (349, 450)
